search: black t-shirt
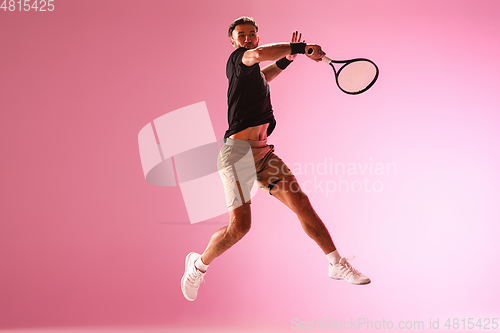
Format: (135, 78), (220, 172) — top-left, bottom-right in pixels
(224, 47), (276, 139)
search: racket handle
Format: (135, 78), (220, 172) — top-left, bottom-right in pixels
(308, 47), (330, 63)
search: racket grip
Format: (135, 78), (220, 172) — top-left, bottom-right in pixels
(322, 56), (332, 64)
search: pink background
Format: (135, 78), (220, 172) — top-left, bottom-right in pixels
(1, 0), (499, 332)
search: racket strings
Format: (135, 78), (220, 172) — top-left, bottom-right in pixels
(337, 61), (377, 94)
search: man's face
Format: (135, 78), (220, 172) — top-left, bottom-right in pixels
(230, 24), (259, 49)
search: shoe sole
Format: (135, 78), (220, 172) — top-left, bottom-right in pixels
(330, 276), (371, 285)
(181, 252), (198, 301)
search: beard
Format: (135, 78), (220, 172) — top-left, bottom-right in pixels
(244, 41), (257, 49)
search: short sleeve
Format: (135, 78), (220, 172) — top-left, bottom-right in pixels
(228, 47), (257, 78)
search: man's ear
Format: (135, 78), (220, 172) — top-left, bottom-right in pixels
(229, 36), (236, 47)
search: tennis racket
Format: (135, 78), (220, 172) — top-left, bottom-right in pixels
(307, 49), (379, 95)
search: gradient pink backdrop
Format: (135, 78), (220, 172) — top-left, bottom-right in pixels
(1, 0), (499, 332)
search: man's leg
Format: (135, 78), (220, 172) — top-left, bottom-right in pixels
(181, 202), (251, 301)
(270, 175), (370, 285)
(202, 138), (255, 264)
(182, 137), (256, 301)
(200, 202), (251, 265)
(270, 175), (336, 254)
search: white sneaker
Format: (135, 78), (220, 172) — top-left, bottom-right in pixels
(181, 252), (206, 301)
(329, 256), (371, 285)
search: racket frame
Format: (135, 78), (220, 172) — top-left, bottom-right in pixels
(322, 56), (379, 95)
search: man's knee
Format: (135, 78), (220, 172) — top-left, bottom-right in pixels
(290, 190), (312, 213)
(235, 220), (251, 238)
(229, 204), (251, 240)
(228, 219), (250, 241)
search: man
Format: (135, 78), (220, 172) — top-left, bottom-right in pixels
(181, 16), (370, 301)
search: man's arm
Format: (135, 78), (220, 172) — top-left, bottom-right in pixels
(243, 40), (324, 67)
(245, 41), (325, 82)
(260, 31), (303, 83)
(260, 62), (283, 83)
(242, 43), (292, 67)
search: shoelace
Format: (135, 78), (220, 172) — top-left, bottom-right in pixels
(186, 267), (205, 288)
(338, 256), (361, 279)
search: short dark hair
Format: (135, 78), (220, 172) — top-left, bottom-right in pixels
(228, 16), (258, 37)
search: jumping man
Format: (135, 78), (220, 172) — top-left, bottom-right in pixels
(181, 16), (371, 301)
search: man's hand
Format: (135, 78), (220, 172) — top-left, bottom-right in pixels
(286, 31), (304, 61)
(305, 44), (326, 62)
